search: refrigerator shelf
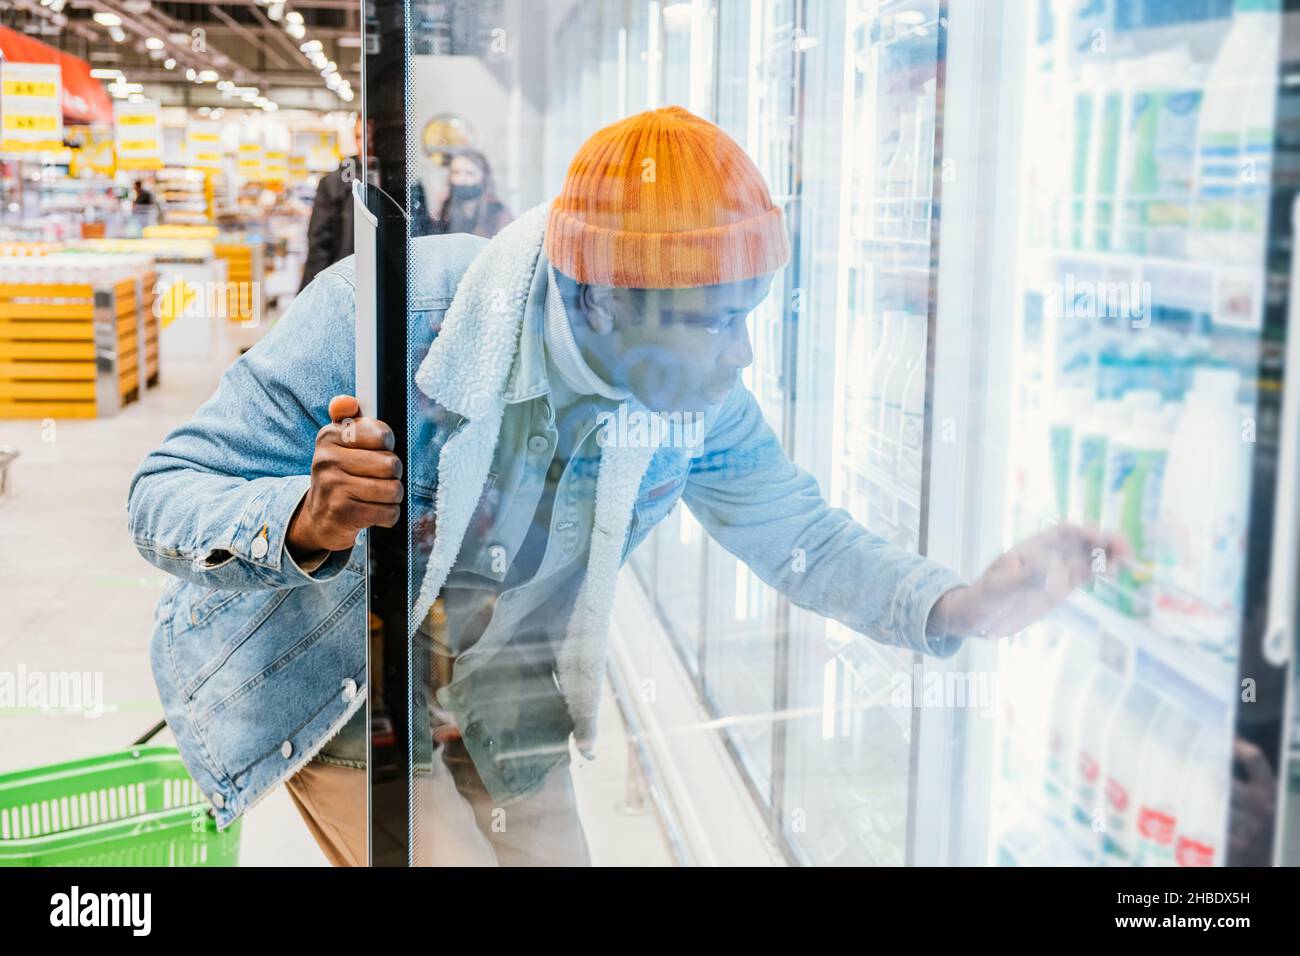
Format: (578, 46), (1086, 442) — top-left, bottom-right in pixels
(1053, 591), (1234, 707)
(830, 631), (915, 737)
(851, 458), (922, 510)
(1025, 246), (1258, 294)
(854, 236), (933, 272)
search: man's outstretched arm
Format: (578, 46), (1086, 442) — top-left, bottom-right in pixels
(683, 384), (1127, 654)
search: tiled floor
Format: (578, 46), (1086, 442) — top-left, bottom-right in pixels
(0, 353), (329, 866)
(0, 323), (672, 866)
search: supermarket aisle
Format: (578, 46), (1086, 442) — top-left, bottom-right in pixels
(0, 353), (328, 866)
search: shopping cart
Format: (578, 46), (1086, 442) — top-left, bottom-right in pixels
(0, 719), (241, 867)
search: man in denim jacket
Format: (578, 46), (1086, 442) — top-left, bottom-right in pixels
(128, 107), (1120, 865)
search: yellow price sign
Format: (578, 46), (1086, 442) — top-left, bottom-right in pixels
(2, 80), (57, 98)
(118, 114), (157, 127)
(3, 115), (58, 131)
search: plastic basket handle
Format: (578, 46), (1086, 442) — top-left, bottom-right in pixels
(132, 719), (167, 746)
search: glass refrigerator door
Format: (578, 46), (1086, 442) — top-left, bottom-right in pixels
(693, 0), (802, 811)
(932, 0), (1293, 867)
(774, 0), (944, 866)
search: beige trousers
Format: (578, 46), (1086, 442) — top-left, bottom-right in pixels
(283, 739), (590, 867)
(283, 759), (368, 867)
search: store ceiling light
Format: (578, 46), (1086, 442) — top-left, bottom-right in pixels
(217, 80), (233, 90)
(144, 36), (164, 50)
(123, 0), (151, 12)
(163, 57), (176, 70)
(267, 2), (285, 21)
(185, 68), (197, 81)
(109, 26), (127, 43)
(89, 68), (124, 79)
(286, 22), (305, 39)
(198, 69), (219, 83)
(300, 39), (322, 53)
(92, 12), (121, 26)
(285, 10), (303, 24)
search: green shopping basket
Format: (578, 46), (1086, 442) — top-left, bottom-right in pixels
(0, 720), (241, 867)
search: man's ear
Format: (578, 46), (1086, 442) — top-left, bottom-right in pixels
(579, 284), (617, 335)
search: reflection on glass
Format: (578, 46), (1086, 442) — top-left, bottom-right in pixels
(369, 0), (1290, 869)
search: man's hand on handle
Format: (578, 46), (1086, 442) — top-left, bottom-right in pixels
(929, 524), (1132, 640)
(286, 394), (404, 563)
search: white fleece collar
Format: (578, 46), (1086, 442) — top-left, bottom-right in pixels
(412, 202), (657, 756)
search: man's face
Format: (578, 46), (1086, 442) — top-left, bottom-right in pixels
(587, 274), (775, 413)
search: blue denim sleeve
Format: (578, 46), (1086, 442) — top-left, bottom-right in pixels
(683, 383), (968, 657)
(126, 267), (359, 590)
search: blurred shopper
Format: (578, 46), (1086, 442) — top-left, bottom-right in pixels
(428, 149), (512, 238)
(128, 107), (1126, 867)
(131, 179), (155, 207)
(300, 115), (362, 292)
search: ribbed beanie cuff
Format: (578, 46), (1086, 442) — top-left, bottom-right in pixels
(546, 204), (789, 289)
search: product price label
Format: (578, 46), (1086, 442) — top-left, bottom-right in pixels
(115, 99), (163, 170)
(0, 62), (63, 155)
(187, 121), (224, 172)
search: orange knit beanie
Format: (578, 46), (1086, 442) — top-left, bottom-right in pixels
(544, 106), (791, 289)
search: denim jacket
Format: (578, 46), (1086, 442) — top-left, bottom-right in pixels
(127, 211), (966, 829)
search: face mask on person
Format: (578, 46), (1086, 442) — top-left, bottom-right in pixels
(450, 183), (483, 201)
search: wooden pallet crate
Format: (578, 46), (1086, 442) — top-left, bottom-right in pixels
(212, 242), (264, 326)
(0, 278), (143, 419)
(138, 271), (160, 389)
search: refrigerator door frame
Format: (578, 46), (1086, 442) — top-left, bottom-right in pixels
(1269, 193), (1300, 865)
(906, 0), (1018, 868)
(358, 0), (414, 868)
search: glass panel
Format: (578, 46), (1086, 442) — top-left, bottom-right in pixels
(775, 0), (942, 867)
(977, 0), (1284, 867)
(365, 0), (1293, 868)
